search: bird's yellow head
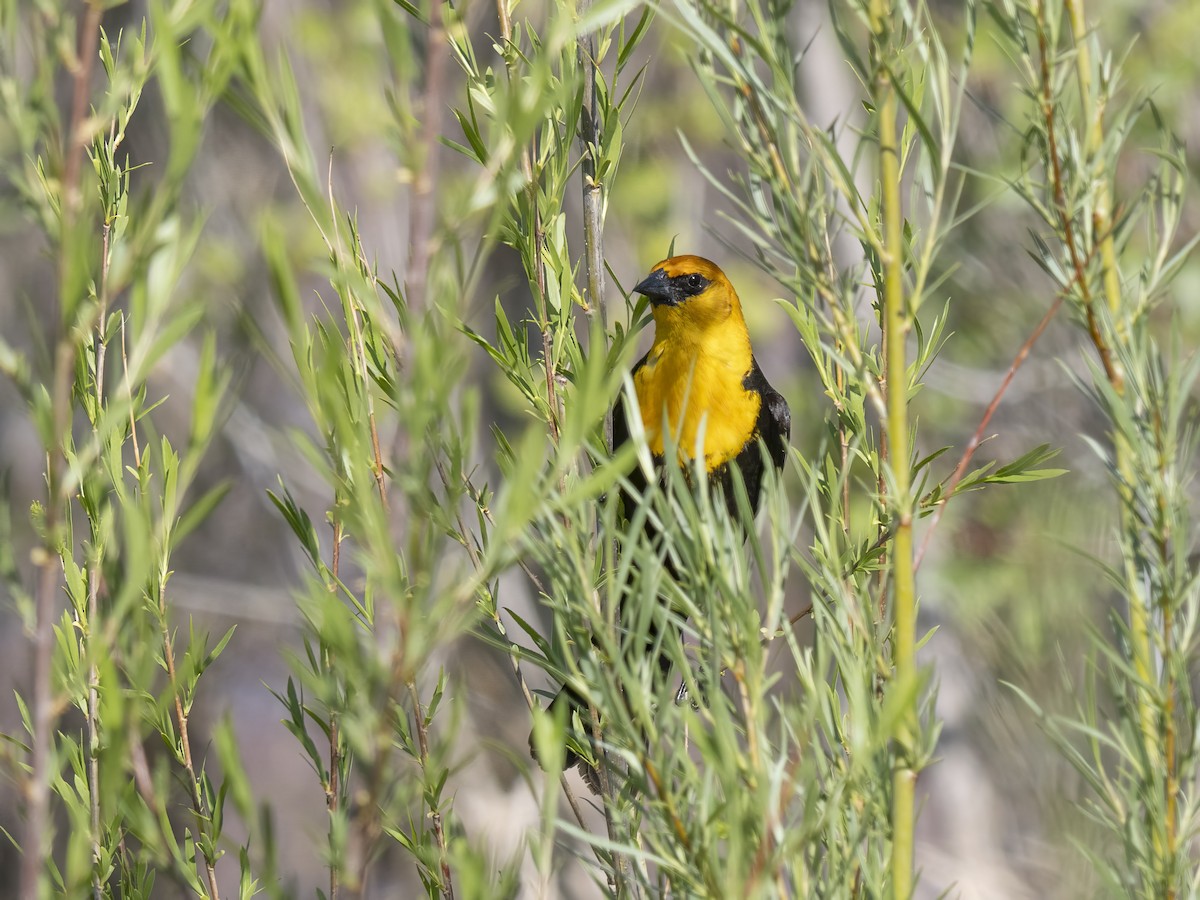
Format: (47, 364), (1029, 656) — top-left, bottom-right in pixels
(632, 255), (746, 336)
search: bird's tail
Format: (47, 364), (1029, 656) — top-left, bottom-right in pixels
(529, 625), (681, 794)
(529, 682), (603, 791)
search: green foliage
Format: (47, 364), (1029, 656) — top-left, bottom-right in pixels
(1, 0), (1197, 897)
(989, 0), (1200, 895)
(0, 2), (261, 896)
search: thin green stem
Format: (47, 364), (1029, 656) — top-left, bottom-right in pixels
(1064, 0), (1122, 323)
(577, 10), (607, 347)
(868, 1), (916, 896)
(1037, 3), (1175, 887)
(495, 0), (558, 442)
(1034, 5), (1161, 853)
(328, 517), (343, 900)
(407, 682), (456, 900)
(157, 575), (221, 898)
(1154, 469), (1177, 897)
(84, 190), (115, 900)
(1068, 0), (1172, 878)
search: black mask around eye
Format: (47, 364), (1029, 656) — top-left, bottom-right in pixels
(632, 268), (711, 306)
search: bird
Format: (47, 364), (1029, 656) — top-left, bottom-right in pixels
(616, 255), (791, 523)
(531, 254), (791, 786)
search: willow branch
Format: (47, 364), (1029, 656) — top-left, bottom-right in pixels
(1034, 0), (1159, 791)
(1062, 0), (1172, 879)
(578, 11), (609, 448)
(158, 578), (221, 898)
(22, 6), (103, 896)
(407, 0), (448, 314)
(407, 682), (456, 900)
(84, 157), (117, 900)
(866, 2), (917, 895)
(328, 519), (344, 900)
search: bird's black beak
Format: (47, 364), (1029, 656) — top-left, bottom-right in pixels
(632, 267), (674, 306)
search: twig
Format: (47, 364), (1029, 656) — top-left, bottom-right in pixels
(577, 10), (609, 448)
(742, 750), (805, 896)
(347, 621), (432, 899)
(157, 574), (221, 898)
(128, 735), (202, 896)
(1063, 0), (1173, 877)
(1152, 417), (1178, 893)
(85, 518), (103, 900)
(84, 150), (117, 900)
(1063, 0), (1123, 326)
(1035, 21), (1119, 389)
(407, 682), (456, 900)
(328, 518), (344, 900)
(732, 662), (761, 772)
(328, 158), (389, 509)
(406, 0), (448, 315)
(574, 5), (634, 892)
(22, 6), (103, 897)
(495, 0), (558, 442)
(1032, 4), (1160, 824)
(585, 701), (629, 895)
(836, 362), (851, 538)
(813, 227), (889, 429)
(120, 311), (142, 466)
(62, 4), (103, 221)
(914, 6), (1128, 577)
(728, 35), (792, 193)
(914, 291), (1064, 570)
(491, 0), (605, 878)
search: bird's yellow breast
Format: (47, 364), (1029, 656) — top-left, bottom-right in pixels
(634, 333), (760, 472)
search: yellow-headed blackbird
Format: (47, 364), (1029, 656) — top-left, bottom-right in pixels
(533, 255), (790, 783)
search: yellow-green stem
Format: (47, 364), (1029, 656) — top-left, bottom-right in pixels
(1059, 0), (1157, 756)
(85, 211), (115, 900)
(1064, 0), (1123, 322)
(328, 517), (343, 900)
(869, 1), (916, 896)
(1062, 0), (1167, 874)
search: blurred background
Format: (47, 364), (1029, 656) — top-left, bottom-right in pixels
(2, 0), (1199, 896)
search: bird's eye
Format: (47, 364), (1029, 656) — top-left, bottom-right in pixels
(686, 273), (706, 291)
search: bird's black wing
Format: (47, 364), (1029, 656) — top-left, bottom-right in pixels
(755, 369), (790, 470)
(728, 356), (790, 513)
